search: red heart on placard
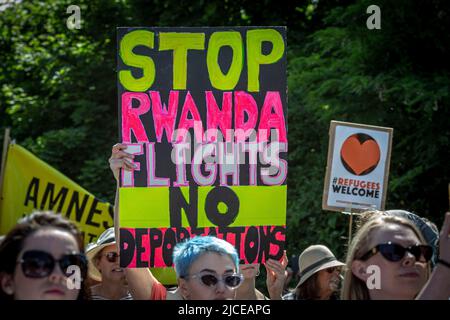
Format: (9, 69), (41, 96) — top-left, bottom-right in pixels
(340, 134), (380, 175)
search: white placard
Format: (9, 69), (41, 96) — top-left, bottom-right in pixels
(322, 121), (393, 212)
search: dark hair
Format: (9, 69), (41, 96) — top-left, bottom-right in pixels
(295, 272), (321, 300)
(0, 211), (88, 300)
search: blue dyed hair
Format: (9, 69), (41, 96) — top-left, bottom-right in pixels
(173, 236), (240, 278)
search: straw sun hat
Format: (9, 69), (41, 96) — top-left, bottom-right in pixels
(295, 245), (345, 288)
(86, 227), (116, 282)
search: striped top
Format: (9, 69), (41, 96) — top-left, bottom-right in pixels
(90, 292), (133, 300)
(90, 285), (133, 300)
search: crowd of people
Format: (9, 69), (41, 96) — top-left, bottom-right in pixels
(0, 144), (448, 300)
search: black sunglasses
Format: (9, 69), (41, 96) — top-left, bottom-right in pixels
(360, 242), (433, 263)
(325, 266), (341, 273)
(101, 252), (120, 263)
(17, 250), (88, 279)
(183, 272), (243, 289)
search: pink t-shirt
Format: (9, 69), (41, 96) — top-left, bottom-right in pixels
(150, 281), (167, 300)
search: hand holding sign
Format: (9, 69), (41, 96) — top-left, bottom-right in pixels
(109, 143), (136, 182)
(264, 250), (288, 300)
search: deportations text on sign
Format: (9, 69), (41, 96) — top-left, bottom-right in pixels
(322, 121), (393, 212)
(117, 27), (288, 268)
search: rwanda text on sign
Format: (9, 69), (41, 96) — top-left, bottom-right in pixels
(117, 27), (288, 268)
(322, 121), (393, 212)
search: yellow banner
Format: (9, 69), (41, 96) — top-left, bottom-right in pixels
(0, 144), (113, 246)
(0, 143), (176, 284)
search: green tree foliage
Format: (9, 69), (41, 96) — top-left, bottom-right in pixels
(0, 0), (316, 200)
(1, 1), (449, 292)
(0, 0), (133, 200)
(287, 0), (450, 265)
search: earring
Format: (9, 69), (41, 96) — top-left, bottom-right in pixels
(2, 284), (14, 295)
(256, 270), (260, 277)
(1, 277), (14, 295)
(4, 287), (13, 295)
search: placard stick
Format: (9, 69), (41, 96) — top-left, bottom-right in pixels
(0, 128), (11, 201)
(347, 205), (353, 249)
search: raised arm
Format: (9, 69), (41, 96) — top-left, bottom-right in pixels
(109, 143), (164, 300)
(264, 250), (288, 300)
(417, 212), (450, 300)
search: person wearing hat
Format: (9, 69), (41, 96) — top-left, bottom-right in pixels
(86, 227), (132, 300)
(283, 245), (345, 300)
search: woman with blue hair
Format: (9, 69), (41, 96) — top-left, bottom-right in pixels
(114, 233), (244, 300)
(172, 235), (243, 300)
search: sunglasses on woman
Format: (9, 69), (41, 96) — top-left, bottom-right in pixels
(360, 242), (433, 263)
(325, 266), (341, 273)
(17, 250), (88, 279)
(182, 272), (244, 289)
(100, 252), (120, 263)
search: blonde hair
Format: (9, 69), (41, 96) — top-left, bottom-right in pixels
(341, 211), (431, 300)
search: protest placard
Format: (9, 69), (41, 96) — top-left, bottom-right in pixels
(117, 27), (287, 268)
(322, 121), (393, 212)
